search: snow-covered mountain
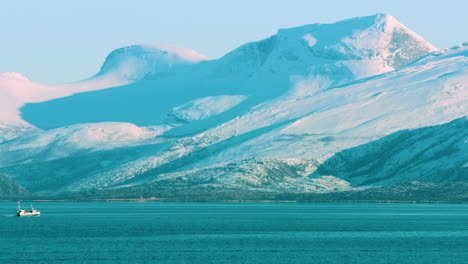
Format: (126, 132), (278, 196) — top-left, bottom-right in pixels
(0, 14), (465, 197)
(20, 13), (436, 130)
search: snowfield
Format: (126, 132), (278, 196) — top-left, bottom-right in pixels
(0, 14), (466, 195)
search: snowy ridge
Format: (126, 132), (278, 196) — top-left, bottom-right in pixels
(0, 45), (208, 141)
(95, 44), (210, 81)
(0, 72), (129, 142)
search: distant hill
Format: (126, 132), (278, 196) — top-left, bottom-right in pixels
(0, 174), (30, 198)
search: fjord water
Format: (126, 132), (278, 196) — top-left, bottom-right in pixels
(1, 203), (468, 263)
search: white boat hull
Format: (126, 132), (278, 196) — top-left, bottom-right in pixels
(17, 210), (40, 217)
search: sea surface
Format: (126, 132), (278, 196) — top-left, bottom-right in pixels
(1, 202), (468, 263)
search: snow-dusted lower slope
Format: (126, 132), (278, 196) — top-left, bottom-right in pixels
(0, 120), (39, 143)
(0, 122), (169, 166)
(311, 117), (468, 186)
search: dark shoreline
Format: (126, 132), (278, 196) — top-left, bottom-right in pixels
(2, 198), (468, 204)
(3, 181), (468, 204)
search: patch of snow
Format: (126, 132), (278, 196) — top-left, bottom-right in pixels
(303, 34), (317, 47)
(168, 95), (248, 123)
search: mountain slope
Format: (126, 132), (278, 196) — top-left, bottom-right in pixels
(311, 117), (468, 186)
(64, 43), (466, 193)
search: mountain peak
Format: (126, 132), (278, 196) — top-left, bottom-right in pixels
(96, 44), (210, 81)
(369, 12), (395, 23)
(219, 13), (437, 81)
(279, 13), (436, 50)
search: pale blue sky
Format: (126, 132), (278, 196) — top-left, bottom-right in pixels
(1, 0), (466, 84)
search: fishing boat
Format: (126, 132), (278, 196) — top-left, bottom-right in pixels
(16, 201), (40, 217)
